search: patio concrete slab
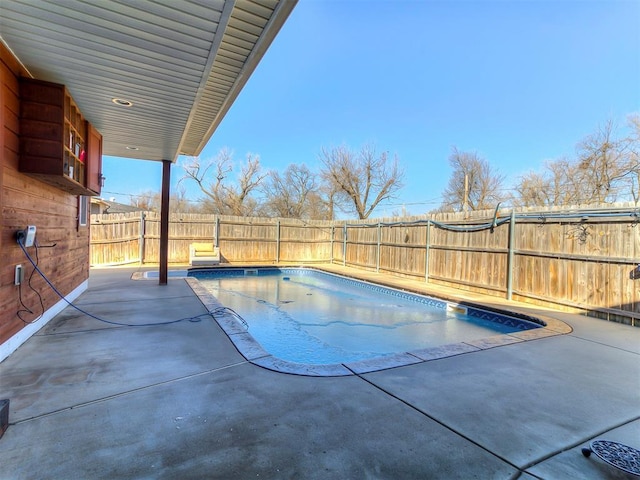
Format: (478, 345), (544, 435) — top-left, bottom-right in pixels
(3, 321), (245, 423)
(528, 419), (640, 479)
(363, 333), (640, 470)
(1, 363), (518, 479)
(550, 311), (640, 354)
(2, 271), (245, 423)
(0, 265), (638, 479)
(39, 275), (202, 334)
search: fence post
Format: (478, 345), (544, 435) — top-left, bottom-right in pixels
(425, 220), (431, 283)
(139, 211), (146, 265)
(343, 224), (347, 267)
(330, 225), (334, 263)
(276, 220), (281, 263)
(376, 222), (381, 273)
(506, 210), (516, 300)
(213, 214), (220, 248)
(214, 216), (220, 248)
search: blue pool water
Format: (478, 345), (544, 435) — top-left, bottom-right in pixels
(194, 268), (539, 365)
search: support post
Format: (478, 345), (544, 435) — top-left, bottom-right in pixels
(159, 160), (171, 285)
(506, 210), (516, 300)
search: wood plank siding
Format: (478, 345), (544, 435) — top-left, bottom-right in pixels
(1, 44), (90, 348)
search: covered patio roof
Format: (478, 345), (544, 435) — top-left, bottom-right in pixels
(2, 0), (297, 284)
(1, 0), (297, 162)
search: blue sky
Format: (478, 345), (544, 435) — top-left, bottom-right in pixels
(102, 0), (640, 217)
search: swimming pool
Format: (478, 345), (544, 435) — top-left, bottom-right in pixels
(191, 268), (542, 373)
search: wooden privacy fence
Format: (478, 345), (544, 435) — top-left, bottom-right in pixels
(90, 212), (333, 266)
(91, 206), (640, 324)
(90, 212), (143, 265)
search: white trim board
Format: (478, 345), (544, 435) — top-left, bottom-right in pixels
(0, 280), (88, 363)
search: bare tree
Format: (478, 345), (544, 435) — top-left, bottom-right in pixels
(514, 171), (551, 208)
(317, 181), (341, 220)
(515, 118), (640, 207)
(320, 144), (404, 219)
(623, 113), (640, 203)
(169, 186), (200, 213)
(130, 190), (156, 211)
(262, 164), (325, 219)
(305, 190), (333, 220)
(574, 119), (634, 204)
(128, 186), (199, 213)
(440, 147), (506, 212)
(181, 148), (266, 216)
(515, 157), (585, 207)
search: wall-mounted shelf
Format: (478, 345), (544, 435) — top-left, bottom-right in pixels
(19, 78), (102, 196)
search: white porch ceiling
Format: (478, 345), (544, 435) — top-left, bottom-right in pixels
(0, 0), (296, 162)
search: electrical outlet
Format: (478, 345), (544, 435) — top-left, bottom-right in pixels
(15, 265), (23, 286)
(16, 226), (36, 247)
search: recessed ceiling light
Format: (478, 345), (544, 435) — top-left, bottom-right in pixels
(112, 98), (133, 107)
(126, 146), (139, 151)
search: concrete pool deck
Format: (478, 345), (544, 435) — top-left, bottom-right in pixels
(0, 265), (638, 479)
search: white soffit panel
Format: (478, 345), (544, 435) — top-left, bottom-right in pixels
(0, 0), (296, 162)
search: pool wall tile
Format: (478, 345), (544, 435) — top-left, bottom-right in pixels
(189, 268), (249, 278)
(310, 271), (448, 310)
(465, 306), (541, 330)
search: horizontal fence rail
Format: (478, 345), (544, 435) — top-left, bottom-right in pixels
(91, 205), (640, 325)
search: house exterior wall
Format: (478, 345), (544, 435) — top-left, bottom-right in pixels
(1, 43), (89, 361)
